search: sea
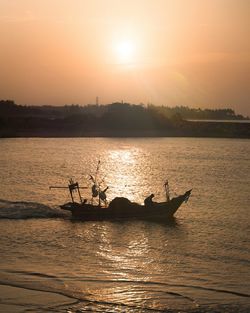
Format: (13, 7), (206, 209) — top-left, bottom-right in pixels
(0, 138), (249, 313)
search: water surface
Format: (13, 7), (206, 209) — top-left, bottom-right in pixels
(0, 138), (249, 312)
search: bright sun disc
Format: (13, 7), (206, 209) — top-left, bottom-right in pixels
(115, 40), (135, 63)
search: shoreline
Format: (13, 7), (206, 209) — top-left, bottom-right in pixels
(0, 284), (249, 313)
(1, 134), (250, 139)
(1, 119), (250, 139)
(0, 284), (77, 313)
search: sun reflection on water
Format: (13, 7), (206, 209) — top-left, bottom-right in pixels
(109, 149), (137, 164)
(104, 148), (147, 203)
(70, 221), (194, 311)
(82, 222), (156, 309)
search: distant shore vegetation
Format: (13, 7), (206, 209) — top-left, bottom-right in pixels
(0, 100), (249, 138)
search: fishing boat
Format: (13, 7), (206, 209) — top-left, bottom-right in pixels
(50, 178), (192, 221)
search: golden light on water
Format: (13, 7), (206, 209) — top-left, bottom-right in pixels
(76, 222), (188, 311)
(105, 148), (145, 202)
(109, 149), (136, 164)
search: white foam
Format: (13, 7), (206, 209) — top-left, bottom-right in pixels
(0, 199), (67, 219)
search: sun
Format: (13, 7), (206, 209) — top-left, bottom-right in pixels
(114, 40), (136, 64)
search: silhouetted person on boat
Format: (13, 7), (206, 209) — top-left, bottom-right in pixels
(144, 193), (154, 207)
(164, 180), (170, 202)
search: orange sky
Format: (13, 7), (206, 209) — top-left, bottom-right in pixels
(0, 0), (249, 115)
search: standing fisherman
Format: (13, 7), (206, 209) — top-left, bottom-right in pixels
(164, 180), (170, 202)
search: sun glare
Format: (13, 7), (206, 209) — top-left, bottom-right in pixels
(115, 40), (136, 64)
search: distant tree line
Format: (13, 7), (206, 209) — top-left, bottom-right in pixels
(0, 100), (248, 120)
(0, 100), (249, 138)
(148, 105), (248, 120)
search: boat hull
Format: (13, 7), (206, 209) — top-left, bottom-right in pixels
(60, 190), (192, 221)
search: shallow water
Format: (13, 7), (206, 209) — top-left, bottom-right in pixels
(0, 138), (249, 312)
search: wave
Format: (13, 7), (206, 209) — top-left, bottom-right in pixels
(0, 199), (68, 219)
(0, 276), (249, 313)
(1, 269), (250, 313)
(3, 269), (250, 300)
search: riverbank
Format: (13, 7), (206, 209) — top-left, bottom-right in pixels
(1, 284), (249, 313)
(1, 120), (250, 138)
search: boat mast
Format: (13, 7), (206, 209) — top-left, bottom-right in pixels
(49, 180), (87, 203)
(68, 179), (82, 203)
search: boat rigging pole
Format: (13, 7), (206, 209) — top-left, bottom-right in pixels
(49, 180), (87, 203)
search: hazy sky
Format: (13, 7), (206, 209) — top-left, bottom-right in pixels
(0, 0), (249, 115)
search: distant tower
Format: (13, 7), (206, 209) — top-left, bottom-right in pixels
(96, 96), (99, 106)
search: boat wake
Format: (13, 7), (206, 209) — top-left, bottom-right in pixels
(0, 199), (68, 219)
